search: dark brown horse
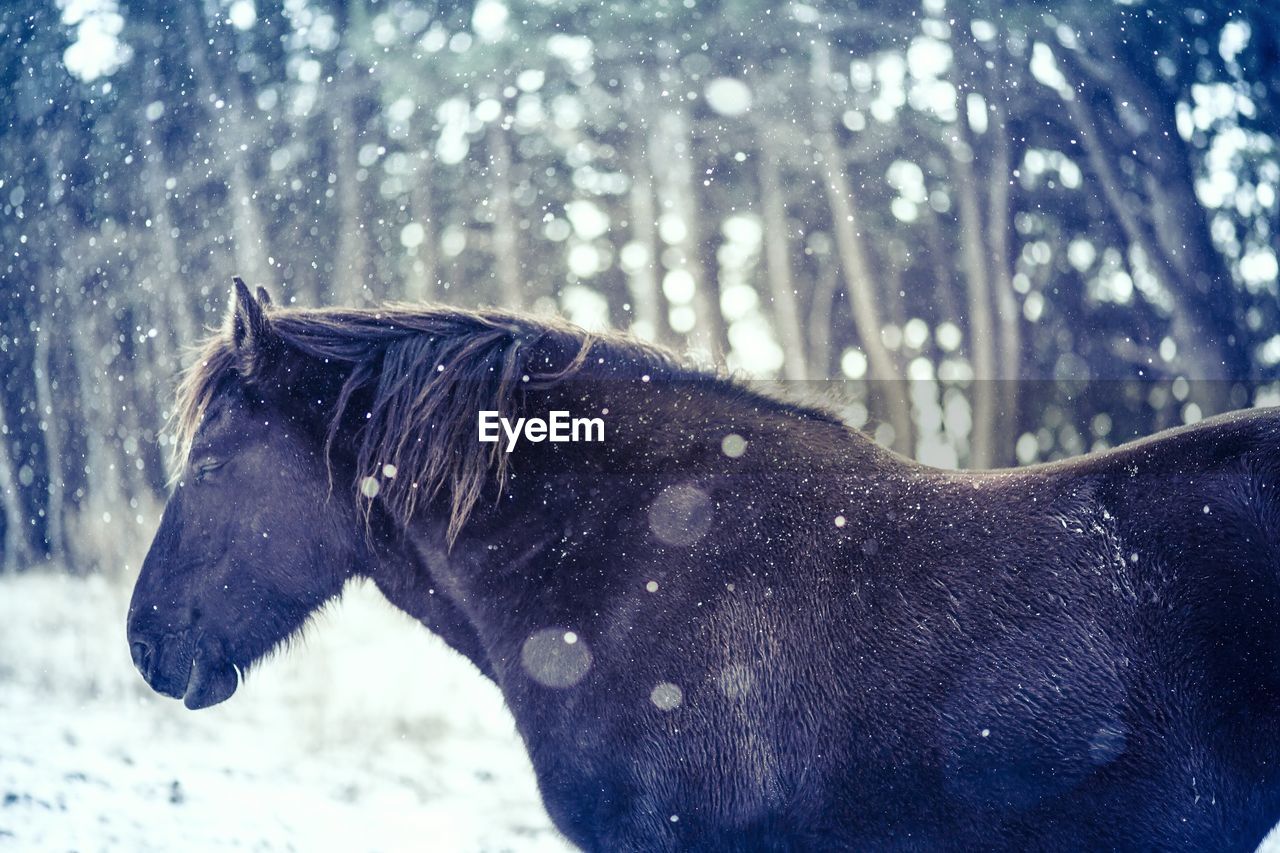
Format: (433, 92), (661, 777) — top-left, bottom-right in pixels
(128, 280), (1280, 850)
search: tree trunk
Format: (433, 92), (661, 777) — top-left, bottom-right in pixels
(0, 393), (32, 572)
(807, 248), (839, 378)
(141, 135), (200, 354)
(227, 159), (271, 293)
(949, 111), (998, 467)
(880, 250), (908, 335)
(1057, 47), (1246, 417)
(1059, 76), (1235, 388)
(406, 151), (440, 303)
(921, 205), (962, 324)
(947, 10), (1000, 468)
(33, 294), (64, 562)
(179, 2), (270, 290)
(1112, 31), (1244, 351)
(623, 84), (667, 343)
(65, 284), (131, 574)
(758, 133), (809, 380)
(811, 42), (912, 453)
(651, 106), (724, 360)
(487, 120), (525, 309)
(67, 277), (127, 498)
(986, 94), (1021, 466)
(333, 66), (371, 303)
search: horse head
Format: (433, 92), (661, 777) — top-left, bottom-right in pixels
(126, 280), (363, 708)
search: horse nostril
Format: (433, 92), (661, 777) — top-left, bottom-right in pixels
(130, 639), (154, 674)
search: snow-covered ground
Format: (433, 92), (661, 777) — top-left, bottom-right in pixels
(0, 571), (574, 852)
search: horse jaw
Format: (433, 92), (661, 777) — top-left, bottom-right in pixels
(183, 651), (239, 709)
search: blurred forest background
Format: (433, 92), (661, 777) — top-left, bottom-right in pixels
(1, 0), (1279, 573)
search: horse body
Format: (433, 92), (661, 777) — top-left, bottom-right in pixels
(128, 283), (1280, 850)
(404, 379), (1280, 850)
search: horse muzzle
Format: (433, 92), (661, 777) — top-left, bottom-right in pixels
(128, 629), (239, 710)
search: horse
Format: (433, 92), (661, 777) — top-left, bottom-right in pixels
(127, 279), (1280, 851)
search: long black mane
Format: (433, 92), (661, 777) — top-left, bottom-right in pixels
(171, 303), (837, 540)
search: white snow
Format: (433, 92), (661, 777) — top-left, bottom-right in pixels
(399, 222), (426, 249)
(471, 0), (510, 43)
(704, 78), (752, 118)
(0, 571), (573, 852)
(227, 0), (256, 31)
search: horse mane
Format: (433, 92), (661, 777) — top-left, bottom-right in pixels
(170, 303), (698, 542)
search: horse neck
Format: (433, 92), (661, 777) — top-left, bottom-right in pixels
(361, 512), (496, 680)
(393, 375), (876, 665)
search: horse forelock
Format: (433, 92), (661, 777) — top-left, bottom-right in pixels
(168, 338), (240, 485)
(167, 303), (690, 541)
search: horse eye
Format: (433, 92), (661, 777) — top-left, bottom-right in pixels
(193, 460), (226, 483)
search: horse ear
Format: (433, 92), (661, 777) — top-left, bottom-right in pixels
(228, 277), (280, 377)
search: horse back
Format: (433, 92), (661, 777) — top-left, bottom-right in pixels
(894, 405), (1280, 848)
(749, 405), (1280, 848)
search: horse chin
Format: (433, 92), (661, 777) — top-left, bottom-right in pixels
(183, 652), (239, 710)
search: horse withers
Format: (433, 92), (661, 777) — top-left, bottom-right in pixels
(127, 280), (1280, 850)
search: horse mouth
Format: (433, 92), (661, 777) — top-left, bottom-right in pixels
(183, 651), (239, 710)
(134, 634), (239, 709)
